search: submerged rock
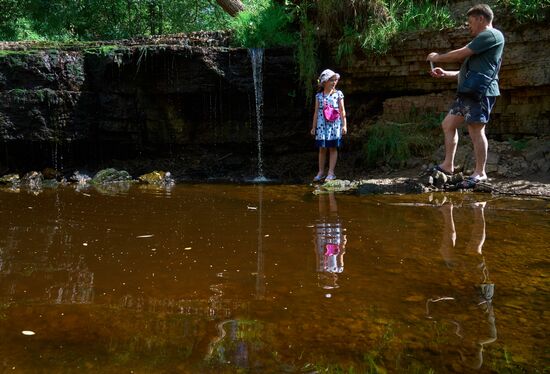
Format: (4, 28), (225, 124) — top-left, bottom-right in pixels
(92, 182), (132, 195)
(314, 178), (427, 195)
(91, 168), (133, 184)
(42, 179), (59, 188)
(314, 179), (361, 194)
(357, 178), (427, 195)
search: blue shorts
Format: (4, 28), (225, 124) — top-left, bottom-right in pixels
(448, 95), (497, 124)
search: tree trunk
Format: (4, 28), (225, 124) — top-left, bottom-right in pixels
(215, 0), (244, 17)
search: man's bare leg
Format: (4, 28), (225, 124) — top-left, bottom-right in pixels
(468, 123), (488, 180)
(440, 114), (465, 174)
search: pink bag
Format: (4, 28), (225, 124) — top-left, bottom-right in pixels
(325, 243), (340, 256)
(323, 99), (340, 122)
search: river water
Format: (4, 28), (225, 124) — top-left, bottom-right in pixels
(0, 184), (548, 373)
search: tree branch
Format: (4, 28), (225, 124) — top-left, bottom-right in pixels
(214, 0), (244, 17)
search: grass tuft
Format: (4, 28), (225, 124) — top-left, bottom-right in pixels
(363, 111), (443, 167)
(361, 0), (455, 55)
(497, 0), (550, 23)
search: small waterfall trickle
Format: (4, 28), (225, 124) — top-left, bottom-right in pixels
(249, 48), (268, 182)
(52, 141), (63, 174)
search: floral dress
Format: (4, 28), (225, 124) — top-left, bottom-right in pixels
(315, 90), (344, 148)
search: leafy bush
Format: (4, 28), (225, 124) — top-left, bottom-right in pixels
(0, 0), (233, 41)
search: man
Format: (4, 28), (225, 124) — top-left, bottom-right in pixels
(427, 4), (504, 187)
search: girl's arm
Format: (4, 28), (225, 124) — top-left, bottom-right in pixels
(310, 99), (319, 135)
(339, 98), (347, 135)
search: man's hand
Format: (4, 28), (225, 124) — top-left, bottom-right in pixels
(430, 67), (446, 78)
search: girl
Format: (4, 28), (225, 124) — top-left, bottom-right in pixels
(310, 69), (347, 182)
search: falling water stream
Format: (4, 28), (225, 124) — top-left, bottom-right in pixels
(249, 48), (267, 182)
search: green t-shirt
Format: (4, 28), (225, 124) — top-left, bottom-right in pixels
(458, 28), (505, 96)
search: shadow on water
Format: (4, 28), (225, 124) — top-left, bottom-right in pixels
(0, 185), (548, 372)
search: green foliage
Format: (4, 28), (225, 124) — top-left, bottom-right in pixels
(361, 17), (399, 55)
(0, 0), (232, 41)
(497, 0), (550, 23)
(336, 26), (357, 65)
(508, 137), (529, 151)
(295, 8), (318, 103)
(363, 111), (443, 167)
(395, 0), (455, 31)
(310, 0), (455, 56)
(361, 0), (455, 55)
(229, 0), (296, 48)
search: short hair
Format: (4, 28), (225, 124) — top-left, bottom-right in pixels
(467, 4), (494, 22)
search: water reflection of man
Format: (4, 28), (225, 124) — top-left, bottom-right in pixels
(313, 192), (347, 291)
(427, 199), (496, 370)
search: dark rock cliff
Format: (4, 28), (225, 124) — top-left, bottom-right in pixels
(0, 36), (308, 176)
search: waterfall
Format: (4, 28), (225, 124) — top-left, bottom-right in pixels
(249, 48), (267, 182)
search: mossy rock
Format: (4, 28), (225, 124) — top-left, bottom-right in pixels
(314, 179), (360, 194)
(91, 168), (133, 184)
(0, 174), (20, 185)
(138, 171), (174, 185)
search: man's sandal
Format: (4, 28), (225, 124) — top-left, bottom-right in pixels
(430, 165), (453, 176)
(457, 176), (487, 189)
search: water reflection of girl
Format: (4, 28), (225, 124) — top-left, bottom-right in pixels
(313, 192), (347, 290)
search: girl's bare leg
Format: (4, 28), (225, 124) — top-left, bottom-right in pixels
(317, 147), (327, 176)
(328, 147), (338, 176)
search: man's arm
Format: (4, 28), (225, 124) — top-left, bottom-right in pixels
(427, 46), (474, 63)
(430, 68), (460, 79)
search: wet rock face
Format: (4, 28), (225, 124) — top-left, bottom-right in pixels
(0, 52), (89, 142)
(0, 42), (308, 172)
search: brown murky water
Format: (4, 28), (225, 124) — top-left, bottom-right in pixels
(0, 184), (548, 373)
